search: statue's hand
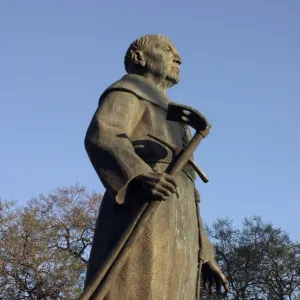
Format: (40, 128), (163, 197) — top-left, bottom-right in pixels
(132, 172), (177, 201)
(202, 259), (229, 296)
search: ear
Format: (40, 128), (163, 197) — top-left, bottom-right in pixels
(131, 50), (146, 67)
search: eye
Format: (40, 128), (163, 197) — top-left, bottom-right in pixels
(163, 47), (172, 53)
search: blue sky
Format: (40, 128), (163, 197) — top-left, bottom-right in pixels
(1, 1), (299, 240)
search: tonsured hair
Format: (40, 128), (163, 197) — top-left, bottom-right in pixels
(124, 34), (169, 74)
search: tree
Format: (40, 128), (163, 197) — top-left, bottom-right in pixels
(1, 185), (299, 300)
(0, 184), (102, 299)
(202, 216), (300, 300)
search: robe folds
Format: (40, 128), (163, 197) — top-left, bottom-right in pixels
(84, 74), (215, 300)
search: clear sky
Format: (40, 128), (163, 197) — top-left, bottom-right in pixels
(1, 1), (299, 240)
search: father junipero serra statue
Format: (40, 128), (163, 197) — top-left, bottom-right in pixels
(84, 34), (229, 299)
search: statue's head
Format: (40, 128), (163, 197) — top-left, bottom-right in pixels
(124, 34), (182, 90)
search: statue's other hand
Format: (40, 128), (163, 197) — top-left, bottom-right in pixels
(132, 172), (177, 201)
(202, 259), (229, 296)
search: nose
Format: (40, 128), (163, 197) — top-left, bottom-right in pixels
(173, 54), (182, 65)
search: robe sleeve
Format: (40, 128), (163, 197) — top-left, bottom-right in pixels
(199, 216), (215, 263)
(195, 188), (215, 263)
(85, 90), (153, 204)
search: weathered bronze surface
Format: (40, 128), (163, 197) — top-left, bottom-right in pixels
(83, 34), (229, 300)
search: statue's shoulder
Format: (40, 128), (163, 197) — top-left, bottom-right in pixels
(99, 75), (143, 103)
(99, 74), (169, 111)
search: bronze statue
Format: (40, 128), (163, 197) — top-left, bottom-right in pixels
(83, 34), (229, 300)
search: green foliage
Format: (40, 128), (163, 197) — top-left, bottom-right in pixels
(1, 186), (299, 300)
(202, 216), (300, 300)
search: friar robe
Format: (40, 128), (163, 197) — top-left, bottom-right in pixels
(84, 74), (215, 300)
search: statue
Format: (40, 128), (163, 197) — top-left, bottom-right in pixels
(82, 34), (229, 300)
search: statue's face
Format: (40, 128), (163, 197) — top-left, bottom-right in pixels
(145, 39), (182, 86)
